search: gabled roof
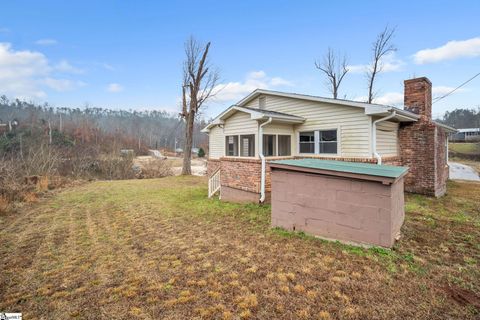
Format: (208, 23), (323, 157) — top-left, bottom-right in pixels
(202, 88), (422, 132)
(201, 105), (304, 132)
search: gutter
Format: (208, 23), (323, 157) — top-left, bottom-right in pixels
(372, 111), (396, 165)
(259, 117), (273, 203)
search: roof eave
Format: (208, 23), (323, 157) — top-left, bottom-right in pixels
(434, 122), (457, 133)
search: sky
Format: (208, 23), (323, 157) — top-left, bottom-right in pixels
(1, 0), (480, 119)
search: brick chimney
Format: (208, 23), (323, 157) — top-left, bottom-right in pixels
(399, 76), (449, 197)
(404, 77), (432, 120)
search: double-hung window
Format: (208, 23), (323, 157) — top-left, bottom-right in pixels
(299, 129), (338, 155)
(318, 130), (337, 154)
(299, 131), (315, 153)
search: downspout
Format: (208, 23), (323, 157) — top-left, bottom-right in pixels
(259, 117), (273, 203)
(372, 111), (396, 165)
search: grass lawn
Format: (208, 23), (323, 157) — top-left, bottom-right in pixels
(450, 142), (480, 155)
(1, 177), (479, 319)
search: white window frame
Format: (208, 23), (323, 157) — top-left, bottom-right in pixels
(262, 134), (292, 157)
(224, 134), (256, 158)
(297, 127), (341, 157)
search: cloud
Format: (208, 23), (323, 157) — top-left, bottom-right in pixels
(353, 92), (403, 106)
(353, 86), (467, 106)
(432, 85), (466, 96)
(413, 37), (480, 64)
(0, 27), (9, 34)
(348, 53), (405, 74)
(107, 83), (123, 93)
(55, 59), (84, 74)
(35, 38), (58, 46)
(212, 71), (294, 102)
(0, 42), (85, 99)
(43, 78), (86, 92)
(102, 63), (115, 71)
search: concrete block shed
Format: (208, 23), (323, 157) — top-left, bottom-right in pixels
(269, 159), (409, 248)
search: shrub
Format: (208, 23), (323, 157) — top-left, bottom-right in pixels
(197, 147), (205, 158)
(136, 159), (173, 179)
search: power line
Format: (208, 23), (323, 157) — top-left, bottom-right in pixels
(432, 71), (480, 104)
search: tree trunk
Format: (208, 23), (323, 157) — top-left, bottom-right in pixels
(181, 111), (195, 175)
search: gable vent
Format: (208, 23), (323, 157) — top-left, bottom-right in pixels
(259, 96), (266, 109)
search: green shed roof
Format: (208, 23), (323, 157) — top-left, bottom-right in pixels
(269, 159), (408, 179)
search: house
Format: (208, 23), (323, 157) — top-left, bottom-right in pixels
(449, 128), (480, 142)
(202, 77), (457, 202)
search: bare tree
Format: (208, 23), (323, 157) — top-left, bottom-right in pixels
(315, 48), (349, 99)
(366, 26), (397, 103)
(180, 37), (219, 175)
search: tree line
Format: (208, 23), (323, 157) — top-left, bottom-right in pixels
(0, 96), (208, 155)
(438, 107), (480, 129)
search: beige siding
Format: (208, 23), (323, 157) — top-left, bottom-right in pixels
(209, 111), (259, 158)
(223, 111), (258, 135)
(263, 95), (372, 158)
(376, 121), (398, 157)
(243, 97), (259, 108)
(263, 123), (296, 156)
(208, 125), (224, 159)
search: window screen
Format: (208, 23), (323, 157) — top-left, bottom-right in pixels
(240, 135), (255, 157)
(263, 134), (276, 156)
(225, 135), (238, 156)
(278, 135), (291, 156)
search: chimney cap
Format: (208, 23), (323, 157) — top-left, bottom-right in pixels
(404, 77), (432, 85)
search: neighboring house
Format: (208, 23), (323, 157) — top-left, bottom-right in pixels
(202, 77), (457, 202)
(449, 128), (480, 142)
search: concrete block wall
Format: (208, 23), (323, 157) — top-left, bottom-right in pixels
(271, 170), (404, 247)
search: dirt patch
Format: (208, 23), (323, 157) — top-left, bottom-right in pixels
(444, 285), (480, 309)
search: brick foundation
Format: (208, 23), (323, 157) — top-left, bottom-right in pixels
(207, 158), (221, 176)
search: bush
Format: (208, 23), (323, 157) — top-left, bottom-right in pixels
(197, 147), (205, 158)
(136, 159), (173, 179)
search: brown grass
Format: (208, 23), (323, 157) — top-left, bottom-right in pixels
(0, 177), (479, 319)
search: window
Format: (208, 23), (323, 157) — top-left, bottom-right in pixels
(319, 130), (337, 154)
(299, 131), (315, 153)
(240, 135), (255, 157)
(278, 135), (291, 156)
(299, 129), (338, 155)
(225, 135), (238, 156)
(263, 135), (276, 156)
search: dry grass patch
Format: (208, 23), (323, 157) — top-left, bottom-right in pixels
(0, 177), (479, 319)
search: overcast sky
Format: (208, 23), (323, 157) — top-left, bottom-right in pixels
(1, 0), (479, 119)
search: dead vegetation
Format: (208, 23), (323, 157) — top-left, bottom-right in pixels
(0, 177), (478, 319)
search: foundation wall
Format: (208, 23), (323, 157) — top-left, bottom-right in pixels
(271, 169), (404, 247)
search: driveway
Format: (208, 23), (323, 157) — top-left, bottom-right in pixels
(449, 162), (480, 181)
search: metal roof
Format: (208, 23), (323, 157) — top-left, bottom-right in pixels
(270, 159), (408, 179)
(457, 128), (480, 133)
